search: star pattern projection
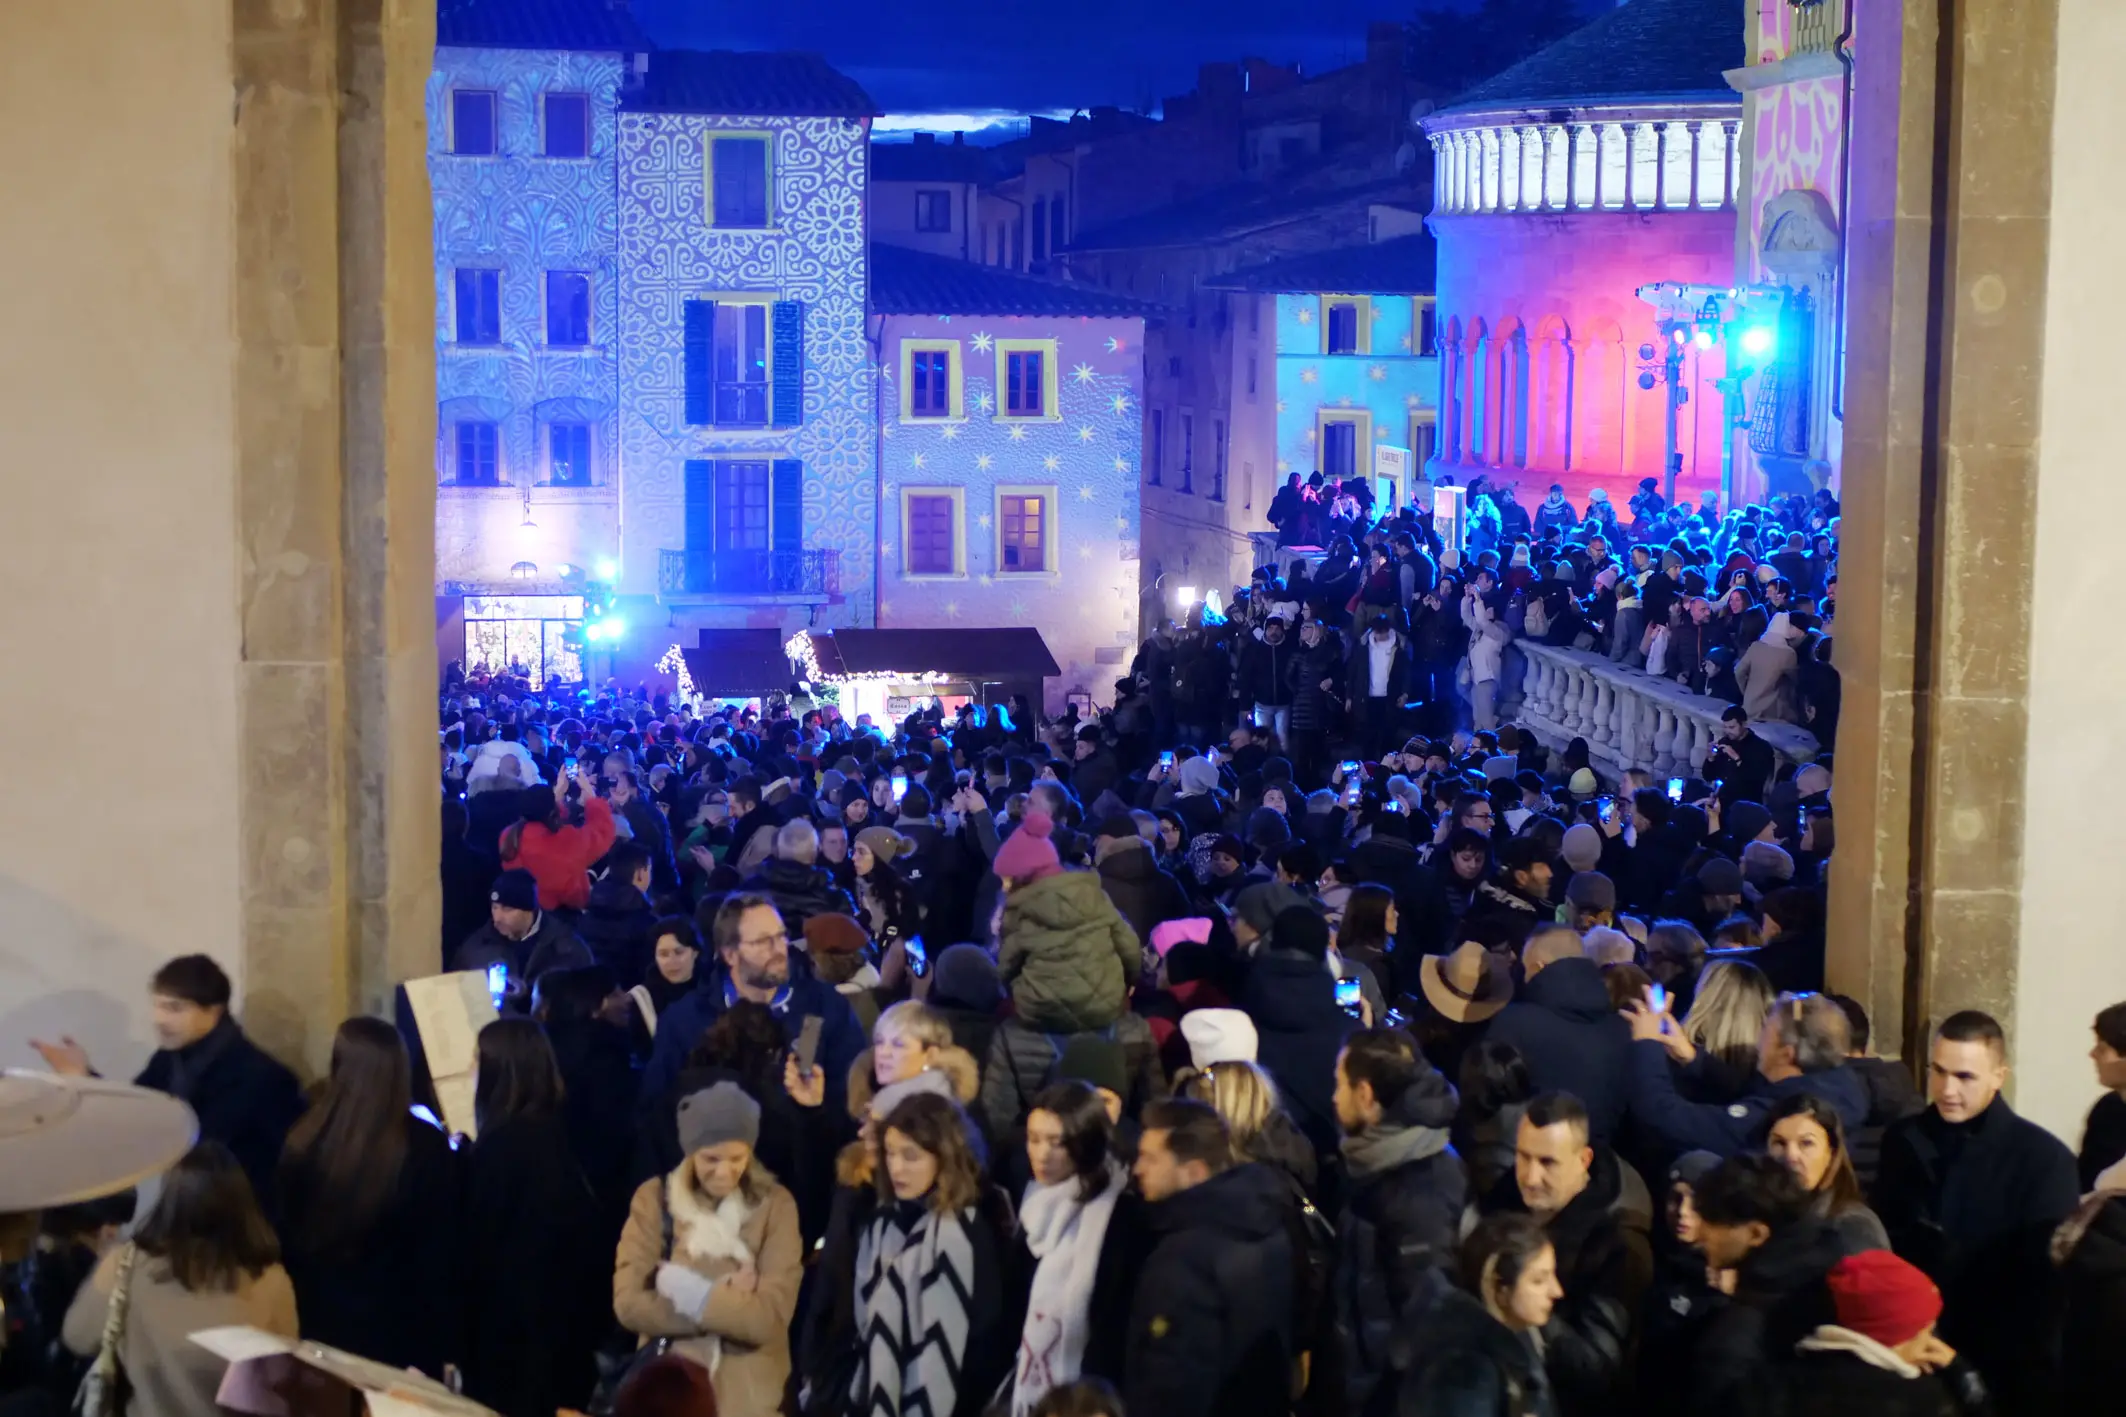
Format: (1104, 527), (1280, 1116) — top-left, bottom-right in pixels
(1109, 393), (1131, 415)
(1078, 485), (1095, 500)
(1077, 424), (1096, 442)
(973, 390), (994, 413)
(1043, 454), (1062, 472)
(1294, 302), (1313, 325)
(910, 451), (928, 469)
(1008, 425), (1029, 442)
(971, 332), (994, 353)
(1072, 362), (1097, 385)
(1105, 337), (1125, 353)
(975, 453), (995, 471)
(977, 512), (992, 530)
(1299, 367), (1319, 384)
(940, 424), (960, 441)
(1369, 365), (1388, 382)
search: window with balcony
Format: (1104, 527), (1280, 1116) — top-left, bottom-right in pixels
(454, 421), (499, 485)
(543, 93), (589, 158)
(708, 135), (771, 229)
(451, 90), (496, 156)
(545, 271), (590, 347)
(454, 269), (500, 345)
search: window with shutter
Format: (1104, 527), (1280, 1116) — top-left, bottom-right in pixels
(709, 136), (771, 228)
(713, 462), (771, 552)
(771, 301), (805, 427)
(683, 301), (714, 426)
(771, 460), (803, 556)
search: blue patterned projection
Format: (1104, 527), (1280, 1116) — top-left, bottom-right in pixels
(617, 112), (876, 629)
(1272, 293), (1440, 499)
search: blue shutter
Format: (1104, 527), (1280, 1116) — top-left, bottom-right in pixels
(683, 300), (714, 426)
(771, 459), (803, 554)
(771, 301), (805, 427)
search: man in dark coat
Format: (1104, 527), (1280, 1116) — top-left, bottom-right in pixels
(573, 843), (658, 981)
(1874, 1011), (2080, 1416)
(1239, 905), (1361, 1156)
(1328, 1027), (1465, 1416)
(1704, 706), (1778, 810)
(1233, 618), (1297, 744)
(1285, 617), (1346, 785)
(1826, 993), (1924, 1194)
(1126, 1100), (1296, 1417)
(740, 818), (856, 935)
(34, 953), (303, 1203)
(1486, 925), (1635, 1144)
(1094, 819), (1193, 949)
(1460, 837), (1554, 955)
(1482, 1093), (1654, 1417)
(451, 867), (595, 990)
(1624, 988), (1868, 1160)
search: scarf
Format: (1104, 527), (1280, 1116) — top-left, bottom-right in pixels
(1341, 1119), (1451, 1180)
(663, 1162), (758, 1375)
(164, 1016), (240, 1103)
(1013, 1166), (1124, 1416)
(1795, 1324), (1922, 1378)
(856, 1199), (979, 1417)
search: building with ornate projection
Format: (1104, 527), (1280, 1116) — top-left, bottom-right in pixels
(1421, 0), (1743, 511)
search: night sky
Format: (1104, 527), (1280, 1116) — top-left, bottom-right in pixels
(636, 0), (1489, 129)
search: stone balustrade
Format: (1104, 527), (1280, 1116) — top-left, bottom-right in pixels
(1513, 640), (1820, 783)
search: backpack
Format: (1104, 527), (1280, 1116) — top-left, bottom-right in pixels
(1283, 1175), (1337, 1361)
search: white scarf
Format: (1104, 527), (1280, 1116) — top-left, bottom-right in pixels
(1795, 1324), (1921, 1378)
(1013, 1166), (1124, 1416)
(664, 1162), (757, 1374)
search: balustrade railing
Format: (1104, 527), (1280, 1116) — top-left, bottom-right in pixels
(1513, 640), (1820, 783)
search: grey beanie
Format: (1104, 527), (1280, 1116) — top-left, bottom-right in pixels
(676, 1082), (761, 1155)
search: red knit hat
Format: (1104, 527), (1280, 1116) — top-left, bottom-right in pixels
(1824, 1250), (1943, 1348)
(993, 811), (1063, 883)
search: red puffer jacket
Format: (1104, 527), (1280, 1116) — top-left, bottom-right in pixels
(501, 795), (616, 911)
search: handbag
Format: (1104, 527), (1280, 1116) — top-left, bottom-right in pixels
(73, 1243), (137, 1417)
(589, 1197), (679, 1416)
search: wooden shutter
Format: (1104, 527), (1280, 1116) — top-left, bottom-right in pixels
(683, 300), (715, 426)
(771, 459), (803, 554)
(771, 301), (805, 427)
(684, 460), (714, 554)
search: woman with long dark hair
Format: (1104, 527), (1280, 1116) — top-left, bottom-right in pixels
(276, 1018), (461, 1375)
(461, 1017), (610, 1417)
(852, 829), (922, 945)
(1336, 884), (1399, 998)
(64, 1143), (296, 1417)
(1763, 1092), (1889, 1256)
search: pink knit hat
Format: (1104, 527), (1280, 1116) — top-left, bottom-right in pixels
(993, 812), (1063, 883)
(1150, 917), (1214, 958)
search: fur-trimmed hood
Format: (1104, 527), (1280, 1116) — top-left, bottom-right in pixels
(834, 1043), (981, 1190)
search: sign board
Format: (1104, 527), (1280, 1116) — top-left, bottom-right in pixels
(400, 971), (497, 1138)
(198, 1327), (498, 1417)
(1374, 444), (1411, 515)
(1432, 484), (1467, 558)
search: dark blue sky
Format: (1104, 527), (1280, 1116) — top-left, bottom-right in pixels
(636, 0), (1474, 122)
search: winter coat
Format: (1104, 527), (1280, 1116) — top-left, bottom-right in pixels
(742, 858), (857, 936)
(1462, 876), (1550, 956)
(1240, 950), (1361, 1157)
(1486, 959), (1635, 1144)
(1688, 1217), (1843, 1417)
(277, 1116), (464, 1378)
(503, 795), (618, 912)
(1347, 632), (1412, 704)
(1236, 635), (1298, 707)
(2078, 1090), (2126, 1190)
(1773, 1343), (1989, 1417)
(1333, 1069), (1467, 1414)
(1734, 639), (1800, 724)
(132, 1017), (303, 1206)
(2060, 1193), (2126, 1411)
(61, 1250), (298, 1417)
(617, 795), (681, 895)
(1704, 732), (1777, 811)
(460, 1112), (611, 1417)
(1288, 637), (1347, 733)
(1095, 837), (1194, 949)
(1395, 1286), (1558, 1417)
(1125, 1163), (1297, 1417)
(613, 1166), (805, 1417)
(1534, 497), (1579, 538)
(1626, 1044), (1870, 1161)
(998, 869), (1143, 1034)
(1486, 1148), (1655, 1417)
(1874, 1099), (2080, 1413)
(642, 958), (868, 1117)
(577, 873), (659, 980)
(1637, 1241), (1725, 1417)
(1846, 1056), (1923, 1195)
(450, 910), (594, 990)
(979, 1013), (1167, 1144)
(1015, 1181), (1153, 1393)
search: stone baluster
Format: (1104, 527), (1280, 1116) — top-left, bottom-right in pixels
(1588, 679), (1614, 750)
(1651, 705), (1679, 776)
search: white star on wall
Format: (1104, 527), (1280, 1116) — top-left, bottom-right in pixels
(1078, 485), (1095, 500)
(1072, 362), (1097, 385)
(911, 452), (928, 469)
(1368, 365), (1388, 382)
(944, 601), (961, 619)
(881, 423), (895, 439)
(1406, 394), (1422, 408)
(1376, 426), (1391, 440)
(1078, 543), (1093, 559)
(1300, 367), (1318, 384)
(971, 332), (994, 353)
(974, 391), (994, 413)
(1043, 454), (1062, 472)
(975, 453), (995, 471)
(1400, 333), (1414, 351)
(1105, 337), (1126, 353)
(1008, 425), (1029, 442)
(1077, 424), (1096, 442)
(879, 541), (895, 557)
(1295, 304), (1313, 325)
(879, 599), (893, 616)
(880, 364), (895, 383)
(1305, 429), (1318, 444)
(977, 512), (993, 530)
(940, 424), (960, 441)
(978, 573), (994, 587)
(1337, 395), (1353, 407)
(1114, 515), (1129, 529)
(1111, 455), (1128, 473)
(1277, 458), (1291, 473)
(1109, 392), (1131, 415)
(1370, 305), (1384, 321)
(1276, 399), (1288, 414)
(1010, 599), (1029, 620)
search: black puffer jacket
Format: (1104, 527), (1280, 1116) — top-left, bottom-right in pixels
(742, 856), (857, 933)
(1772, 1348), (1990, 1417)
(1485, 958), (1635, 1144)
(1394, 1287), (1557, 1417)
(1241, 950), (1361, 1156)
(1287, 636), (1347, 732)
(2060, 1194), (2126, 1411)
(1096, 837), (1194, 948)
(1126, 1162), (1297, 1417)
(1688, 1217), (1843, 1417)
(1333, 1063), (1467, 1416)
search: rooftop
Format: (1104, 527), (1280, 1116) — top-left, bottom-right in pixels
(870, 243), (1161, 318)
(1437, 0), (1745, 116)
(435, 0), (648, 52)
(871, 137), (998, 185)
(1204, 232), (1438, 295)
(622, 50), (877, 118)
(1068, 170), (1417, 253)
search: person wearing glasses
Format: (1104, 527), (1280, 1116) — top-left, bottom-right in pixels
(639, 892), (867, 1118)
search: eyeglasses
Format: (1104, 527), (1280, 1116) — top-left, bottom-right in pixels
(739, 933), (789, 951)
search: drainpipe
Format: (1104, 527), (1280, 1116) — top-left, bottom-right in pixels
(868, 311), (885, 627)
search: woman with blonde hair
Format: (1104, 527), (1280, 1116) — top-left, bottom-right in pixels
(1179, 1059), (1318, 1196)
(1679, 959), (1776, 1102)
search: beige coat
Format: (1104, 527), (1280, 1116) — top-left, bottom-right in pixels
(613, 1163), (802, 1417)
(63, 1249), (299, 1417)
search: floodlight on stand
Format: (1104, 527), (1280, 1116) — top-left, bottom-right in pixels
(1740, 325), (1776, 357)
(1692, 329), (1715, 350)
(595, 557), (619, 580)
(1178, 585), (1199, 608)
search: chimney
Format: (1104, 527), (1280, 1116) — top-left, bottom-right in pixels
(952, 131), (965, 146)
(912, 132), (937, 147)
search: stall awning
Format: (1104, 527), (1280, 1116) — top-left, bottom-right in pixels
(681, 630), (793, 697)
(803, 627), (1060, 681)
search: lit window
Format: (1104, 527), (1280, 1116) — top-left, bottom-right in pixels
(714, 304), (770, 427)
(545, 271), (590, 347)
(543, 94), (589, 158)
(454, 269), (500, 345)
(709, 136), (770, 228)
(451, 91), (496, 156)
(1000, 493), (1047, 572)
(549, 423), (592, 486)
(915, 190), (952, 232)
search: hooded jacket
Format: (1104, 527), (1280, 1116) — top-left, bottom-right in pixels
(1689, 1217), (1843, 1417)
(1625, 1043), (1870, 1160)
(1334, 1066), (1467, 1414)
(1486, 959), (1636, 1144)
(741, 857), (857, 936)
(1125, 1163), (1297, 1417)
(576, 872), (658, 980)
(1241, 950), (1361, 1156)
(1394, 1286), (1557, 1417)
(999, 869), (1143, 1034)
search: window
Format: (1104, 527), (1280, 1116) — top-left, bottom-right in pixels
(915, 189), (952, 232)
(1179, 413), (1194, 493)
(451, 90), (496, 156)
(1419, 302), (1439, 356)
(708, 136), (770, 229)
(714, 303), (770, 427)
(454, 421), (499, 485)
(1211, 419), (1226, 501)
(548, 423), (592, 486)
(543, 93), (589, 158)
(998, 492), (1048, 573)
(995, 340), (1059, 420)
(1247, 355), (1258, 400)
(1411, 413), (1438, 470)
(1149, 409), (1164, 487)
(899, 339), (962, 421)
(1325, 298), (1364, 355)
(713, 461), (771, 552)
(545, 271), (590, 347)
(454, 268), (499, 344)
(1320, 412), (1370, 480)
(906, 493), (960, 576)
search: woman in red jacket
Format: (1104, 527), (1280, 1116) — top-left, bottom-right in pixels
(501, 776), (616, 912)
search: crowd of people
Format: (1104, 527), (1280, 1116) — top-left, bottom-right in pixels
(7, 478), (2123, 1417)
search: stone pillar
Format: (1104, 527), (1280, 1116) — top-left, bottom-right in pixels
(0, 0), (439, 1078)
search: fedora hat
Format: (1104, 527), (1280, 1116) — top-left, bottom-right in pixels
(0, 1071), (198, 1211)
(1419, 941), (1513, 1024)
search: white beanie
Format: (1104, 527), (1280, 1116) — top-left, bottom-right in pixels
(1181, 1008), (1259, 1071)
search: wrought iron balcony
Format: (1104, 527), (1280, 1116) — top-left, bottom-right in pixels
(659, 547), (840, 599)
(1789, 0), (1842, 57)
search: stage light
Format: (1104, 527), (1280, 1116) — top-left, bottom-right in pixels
(1740, 325), (1776, 357)
(583, 621), (605, 643)
(1693, 329), (1715, 350)
(1178, 585), (1199, 608)
(601, 615), (627, 640)
(595, 557), (619, 580)
(1671, 328), (1688, 346)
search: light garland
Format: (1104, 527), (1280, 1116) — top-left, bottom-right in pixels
(656, 643), (696, 700)
(781, 631), (963, 686)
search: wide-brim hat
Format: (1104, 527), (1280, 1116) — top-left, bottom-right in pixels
(1420, 941), (1513, 1024)
(0, 1070), (198, 1211)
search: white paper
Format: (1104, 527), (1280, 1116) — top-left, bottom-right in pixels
(189, 1326), (297, 1363)
(402, 971), (498, 1137)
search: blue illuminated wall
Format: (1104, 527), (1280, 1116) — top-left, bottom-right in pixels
(616, 112), (876, 630)
(1272, 292), (1439, 500)
(429, 45), (629, 590)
